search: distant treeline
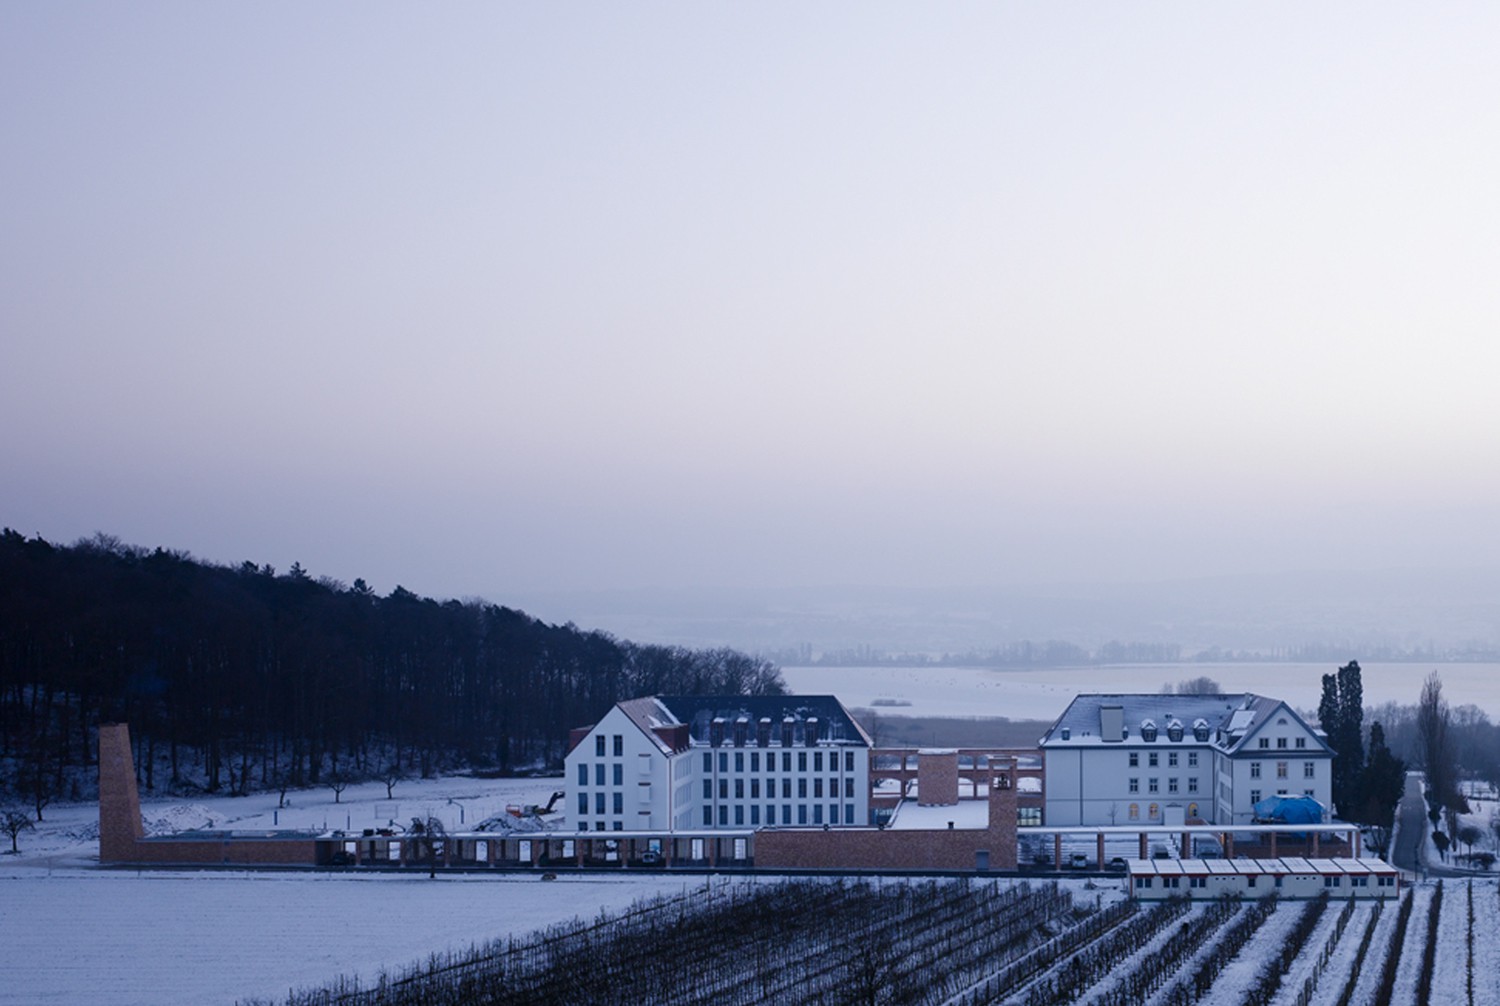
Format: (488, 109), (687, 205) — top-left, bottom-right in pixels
(769, 639), (1500, 667)
(0, 530), (783, 804)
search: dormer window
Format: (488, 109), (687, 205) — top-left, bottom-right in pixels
(1193, 718), (1210, 742)
(1167, 719), (1184, 742)
(1061, 727), (1071, 740)
(1141, 719), (1158, 743)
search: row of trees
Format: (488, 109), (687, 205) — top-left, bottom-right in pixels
(0, 530), (784, 808)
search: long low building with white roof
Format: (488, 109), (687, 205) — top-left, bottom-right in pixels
(1129, 855), (1400, 900)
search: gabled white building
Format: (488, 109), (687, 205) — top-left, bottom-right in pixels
(565, 695), (872, 833)
(1040, 693), (1334, 827)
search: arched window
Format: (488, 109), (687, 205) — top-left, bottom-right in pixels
(1128, 803), (1140, 821)
(1148, 803), (1159, 820)
(1188, 802), (1199, 818)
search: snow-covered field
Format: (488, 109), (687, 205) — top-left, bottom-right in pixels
(0, 775), (703, 1006)
(781, 662), (1500, 721)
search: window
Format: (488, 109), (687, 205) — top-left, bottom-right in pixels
(814, 752), (823, 771)
(577, 763), (587, 785)
(798, 805), (807, 825)
(578, 793), (588, 815)
(1251, 789), (1261, 804)
(1164, 876), (1180, 889)
(718, 752), (728, 773)
(1149, 778), (1159, 793)
(1149, 753), (1159, 768)
(1128, 803), (1140, 821)
(734, 806), (744, 825)
(767, 805), (776, 825)
(1168, 753), (1178, 767)
(1277, 737), (1288, 749)
(798, 752), (807, 772)
(1247, 875), (1257, 888)
(612, 822), (622, 831)
(735, 779), (744, 799)
(782, 779), (791, 798)
(578, 822), (588, 832)
(594, 763), (605, 786)
(718, 779), (728, 799)
(1305, 789), (1316, 798)
(596, 735), (606, 757)
(784, 804), (792, 822)
(702, 752), (712, 772)
(1129, 753), (1139, 767)
(798, 779), (807, 798)
(1148, 803), (1159, 819)
(750, 752), (760, 771)
(1274, 875), (1283, 888)
(612, 792), (623, 814)
(718, 806), (727, 826)
(750, 805), (760, 825)
(1276, 762), (1288, 779)
(613, 735), (623, 757)
(1295, 737), (1306, 749)
(1304, 762), (1316, 779)
(813, 779), (823, 798)
(1168, 778), (1179, 793)
(735, 752), (744, 772)
(1190, 877), (1206, 889)
(845, 751), (855, 772)
(1324, 876), (1341, 888)
(1129, 778), (1139, 793)
(845, 803), (855, 823)
(830, 779), (839, 798)
(1258, 738), (1270, 749)
(813, 805), (823, 825)
(1135, 876), (1152, 889)
(781, 752), (791, 772)
(751, 779), (760, 798)
(1188, 752), (1198, 767)
(613, 763), (623, 786)
(594, 792), (605, 814)
(1250, 762), (1261, 779)
(702, 779), (712, 799)
(1188, 778), (1198, 793)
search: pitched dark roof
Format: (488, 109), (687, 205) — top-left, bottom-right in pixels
(655, 695), (872, 747)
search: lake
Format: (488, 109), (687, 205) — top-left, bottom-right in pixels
(780, 662), (1500, 722)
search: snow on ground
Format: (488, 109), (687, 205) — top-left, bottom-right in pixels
(1272, 900), (1353, 1006)
(1196, 899), (1303, 1005)
(1431, 880), (1476, 1006)
(0, 870), (702, 1006)
(1343, 892), (1402, 1006)
(887, 798), (990, 830)
(1389, 884), (1434, 1006)
(1302, 903), (1377, 1006)
(1473, 879), (1500, 1006)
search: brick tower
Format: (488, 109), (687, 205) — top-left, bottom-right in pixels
(98, 722), (144, 862)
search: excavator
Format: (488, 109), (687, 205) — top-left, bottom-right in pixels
(506, 790), (564, 819)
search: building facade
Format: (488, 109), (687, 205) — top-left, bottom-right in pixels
(1040, 694), (1334, 827)
(565, 695), (872, 833)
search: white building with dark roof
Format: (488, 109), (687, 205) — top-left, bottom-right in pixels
(1039, 693), (1333, 827)
(566, 695), (872, 834)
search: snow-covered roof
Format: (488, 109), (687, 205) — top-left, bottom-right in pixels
(1041, 693), (1330, 755)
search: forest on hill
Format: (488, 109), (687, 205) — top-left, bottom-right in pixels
(0, 530), (784, 808)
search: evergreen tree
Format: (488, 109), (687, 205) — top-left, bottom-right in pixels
(1357, 721), (1406, 828)
(1318, 660), (1366, 818)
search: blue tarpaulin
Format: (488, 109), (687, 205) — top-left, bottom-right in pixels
(1252, 794), (1324, 824)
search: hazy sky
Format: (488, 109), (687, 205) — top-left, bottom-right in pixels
(4, 3), (1499, 602)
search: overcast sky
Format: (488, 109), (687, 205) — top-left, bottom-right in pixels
(4, 3), (1499, 603)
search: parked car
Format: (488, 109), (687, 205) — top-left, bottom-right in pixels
(638, 850), (664, 867)
(1106, 857), (1129, 872)
(1068, 853), (1090, 870)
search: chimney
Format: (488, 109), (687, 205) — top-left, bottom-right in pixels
(805, 717), (820, 746)
(710, 718), (725, 747)
(756, 718), (771, 748)
(1100, 705), (1124, 742)
(782, 717), (795, 748)
(733, 717), (748, 748)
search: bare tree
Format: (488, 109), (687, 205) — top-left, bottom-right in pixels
(380, 763), (404, 800)
(328, 770), (348, 804)
(3, 808), (35, 854)
(1418, 672), (1458, 823)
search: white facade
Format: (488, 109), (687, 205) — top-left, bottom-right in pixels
(566, 696), (872, 834)
(1041, 694), (1334, 827)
